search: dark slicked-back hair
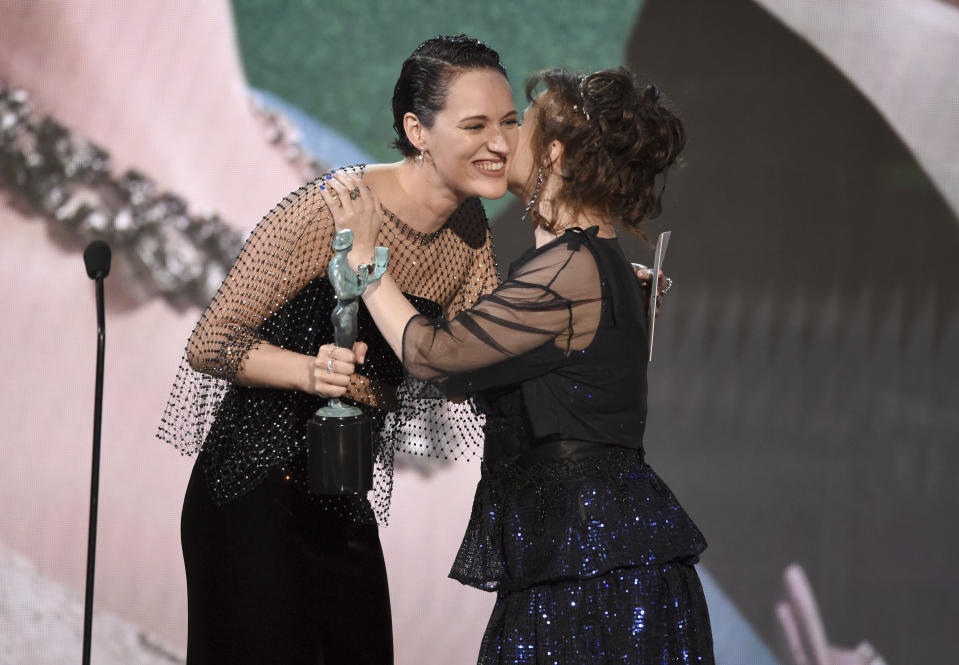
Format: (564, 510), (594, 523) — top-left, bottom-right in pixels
(391, 35), (508, 157)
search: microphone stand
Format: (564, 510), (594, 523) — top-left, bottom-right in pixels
(82, 271), (106, 665)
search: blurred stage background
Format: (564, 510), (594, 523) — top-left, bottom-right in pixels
(1, 1), (957, 663)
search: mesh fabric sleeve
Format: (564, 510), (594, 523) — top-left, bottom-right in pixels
(159, 175), (336, 456)
(185, 181), (333, 380)
(402, 239), (603, 390)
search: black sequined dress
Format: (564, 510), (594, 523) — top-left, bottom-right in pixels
(159, 167), (495, 664)
(402, 226), (714, 664)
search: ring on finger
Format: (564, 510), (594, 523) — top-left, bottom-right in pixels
(660, 276), (673, 295)
(349, 185), (361, 200)
(327, 358), (335, 374)
(330, 182), (347, 205)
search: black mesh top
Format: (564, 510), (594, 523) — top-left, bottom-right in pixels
(158, 165), (496, 523)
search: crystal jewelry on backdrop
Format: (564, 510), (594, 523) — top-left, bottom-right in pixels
(0, 82), (328, 309)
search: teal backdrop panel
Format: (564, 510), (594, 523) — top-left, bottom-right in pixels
(232, 0), (644, 214)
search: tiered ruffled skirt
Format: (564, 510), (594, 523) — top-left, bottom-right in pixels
(450, 448), (715, 664)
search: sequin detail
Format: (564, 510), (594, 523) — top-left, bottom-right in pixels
(450, 449), (707, 593)
(478, 561), (714, 664)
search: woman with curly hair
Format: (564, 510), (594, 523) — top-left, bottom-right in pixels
(324, 66), (713, 664)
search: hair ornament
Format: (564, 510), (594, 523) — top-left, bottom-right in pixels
(574, 76), (592, 121)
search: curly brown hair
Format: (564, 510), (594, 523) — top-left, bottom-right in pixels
(523, 67), (686, 240)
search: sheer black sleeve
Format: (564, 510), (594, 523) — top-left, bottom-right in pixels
(402, 238), (603, 391)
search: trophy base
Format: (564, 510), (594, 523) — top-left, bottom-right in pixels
(315, 403), (363, 418)
(306, 413), (372, 495)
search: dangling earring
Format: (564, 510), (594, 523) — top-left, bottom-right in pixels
(522, 167), (546, 221)
(417, 146), (425, 166)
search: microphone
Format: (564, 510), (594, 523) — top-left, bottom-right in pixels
(81, 239), (110, 665)
(83, 240), (111, 279)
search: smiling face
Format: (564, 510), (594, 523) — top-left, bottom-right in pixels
(419, 68), (518, 200)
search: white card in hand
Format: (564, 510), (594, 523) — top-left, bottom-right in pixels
(646, 231), (670, 362)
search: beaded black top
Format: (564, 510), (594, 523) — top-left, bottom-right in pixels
(400, 226), (706, 591)
(158, 165), (496, 523)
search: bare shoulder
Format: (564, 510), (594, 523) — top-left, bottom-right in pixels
(359, 162), (396, 192)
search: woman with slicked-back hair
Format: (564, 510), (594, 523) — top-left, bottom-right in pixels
(160, 35), (520, 664)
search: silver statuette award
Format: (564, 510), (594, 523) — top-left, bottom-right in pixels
(307, 229), (388, 494)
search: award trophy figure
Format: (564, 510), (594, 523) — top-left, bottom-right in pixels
(307, 229), (388, 495)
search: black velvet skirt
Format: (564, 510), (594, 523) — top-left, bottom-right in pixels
(180, 460), (393, 665)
